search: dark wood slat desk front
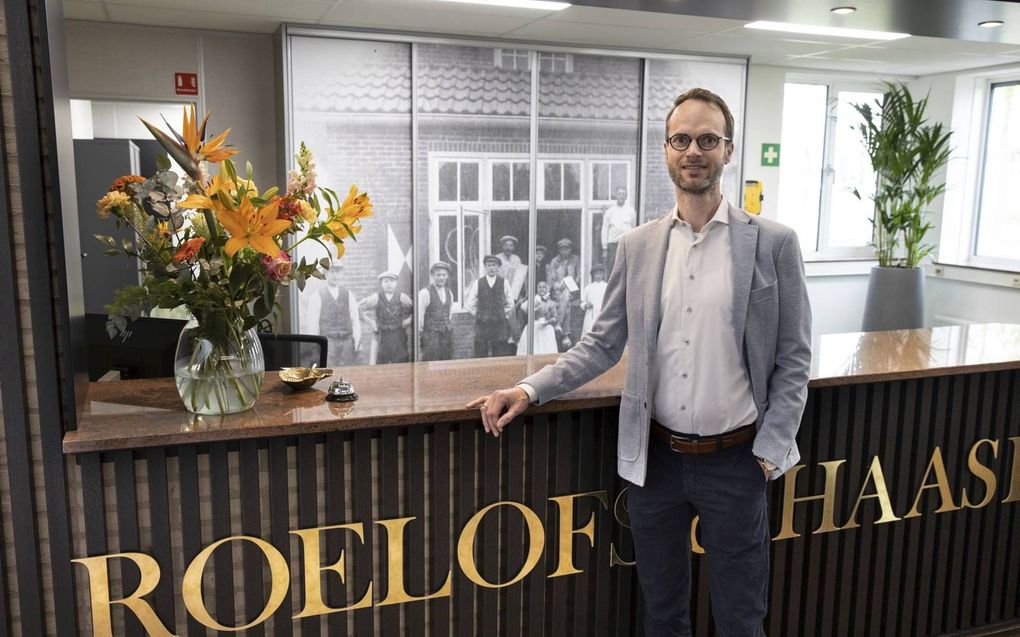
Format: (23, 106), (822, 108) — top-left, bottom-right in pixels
(63, 324), (1020, 637)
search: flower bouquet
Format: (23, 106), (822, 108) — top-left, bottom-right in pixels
(96, 105), (371, 414)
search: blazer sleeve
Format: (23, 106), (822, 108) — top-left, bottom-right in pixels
(751, 230), (813, 475)
(519, 234), (630, 404)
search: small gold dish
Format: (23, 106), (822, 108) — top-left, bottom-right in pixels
(279, 367), (334, 391)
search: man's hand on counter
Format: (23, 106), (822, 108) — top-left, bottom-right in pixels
(466, 387), (531, 438)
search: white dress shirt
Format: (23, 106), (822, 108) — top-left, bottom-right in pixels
(651, 198), (758, 436)
(601, 203), (637, 246)
(519, 199), (764, 461)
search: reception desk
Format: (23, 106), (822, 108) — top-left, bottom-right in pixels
(64, 323), (1020, 636)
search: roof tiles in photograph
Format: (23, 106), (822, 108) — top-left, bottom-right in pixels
(296, 60), (640, 120)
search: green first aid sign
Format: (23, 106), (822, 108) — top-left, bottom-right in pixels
(761, 143), (780, 167)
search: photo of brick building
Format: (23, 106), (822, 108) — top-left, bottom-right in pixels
(289, 33), (745, 364)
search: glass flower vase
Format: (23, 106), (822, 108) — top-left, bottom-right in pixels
(174, 318), (264, 415)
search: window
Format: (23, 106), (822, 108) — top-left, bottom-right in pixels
(541, 161), (582, 202)
(491, 161), (530, 203)
(494, 50), (572, 73)
(974, 81), (1020, 265)
(591, 161), (630, 202)
(539, 52), (572, 74)
(437, 160), (480, 203)
(777, 81), (880, 258)
(495, 49), (530, 71)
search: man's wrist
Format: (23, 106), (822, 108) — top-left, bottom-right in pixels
(756, 456), (777, 472)
(516, 383), (537, 403)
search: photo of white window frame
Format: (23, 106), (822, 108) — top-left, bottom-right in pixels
(428, 153), (634, 308)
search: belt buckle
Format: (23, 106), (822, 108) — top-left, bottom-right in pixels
(669, 433), (698, 453)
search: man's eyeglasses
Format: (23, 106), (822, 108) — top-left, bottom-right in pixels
(666, 133), (731, 152)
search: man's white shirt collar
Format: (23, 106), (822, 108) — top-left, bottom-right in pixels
(671, 197), (729, 230)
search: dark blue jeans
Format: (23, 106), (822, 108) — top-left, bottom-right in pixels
(627, 436), (770, 637)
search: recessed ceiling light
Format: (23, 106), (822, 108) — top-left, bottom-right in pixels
(979, 20), (1005, 28)
(745, 20), (910, 41)
(430, 0), (571, 9)
(831, 6), (857, 14)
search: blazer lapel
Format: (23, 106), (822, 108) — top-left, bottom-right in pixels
(645, 214), (672, 358)
(729, 204), (758, 352)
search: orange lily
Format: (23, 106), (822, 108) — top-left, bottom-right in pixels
(177, 172), (249, 214)
(325, 185), (373, 241)
(178, 193), (216, 211)
(217, 195), (292, 257)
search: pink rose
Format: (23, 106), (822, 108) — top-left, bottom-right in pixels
(262, 251), (293, 282)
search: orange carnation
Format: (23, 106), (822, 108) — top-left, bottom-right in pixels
(172, 236), (205, 263)
(109, 174), (145, 194)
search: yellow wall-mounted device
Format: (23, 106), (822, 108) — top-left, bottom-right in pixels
(744, 180), (763, 215)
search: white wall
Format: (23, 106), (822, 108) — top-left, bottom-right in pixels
(63, 20), (277, 183)
(741, 64), (786, 220)
(927, 278), (1020, 325)
(806, 275), (870, 335)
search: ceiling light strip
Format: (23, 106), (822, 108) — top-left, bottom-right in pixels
(745, 20), (910, 41)
(429, 0), (571, 10)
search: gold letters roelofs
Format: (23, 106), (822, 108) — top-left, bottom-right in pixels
(73, 436), (1020, 635)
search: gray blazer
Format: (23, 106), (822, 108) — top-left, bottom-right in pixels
(521, 202), (812, 486)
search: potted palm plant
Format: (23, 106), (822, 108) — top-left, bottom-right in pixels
(851, 82), (952, 331)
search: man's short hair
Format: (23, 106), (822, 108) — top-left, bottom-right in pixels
(665, 87), (734, 140)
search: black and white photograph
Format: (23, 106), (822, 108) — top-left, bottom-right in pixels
(286, 35), (745, 362)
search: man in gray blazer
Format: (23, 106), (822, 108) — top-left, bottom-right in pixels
(469, 87), (811, 636)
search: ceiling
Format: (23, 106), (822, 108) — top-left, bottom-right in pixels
(62, 0), (1020, 75)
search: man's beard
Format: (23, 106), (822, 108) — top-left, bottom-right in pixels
(668, 160), (723, 195)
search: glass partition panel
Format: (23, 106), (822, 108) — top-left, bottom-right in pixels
(289, 37), (413, 367)
(537, 53), (642, 347)
(644, 59), (746, 224)
(287, 32), (748, 363)
(416, 43), (532, 360)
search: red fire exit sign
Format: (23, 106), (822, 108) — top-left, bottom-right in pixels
(174, 72), (198, 96)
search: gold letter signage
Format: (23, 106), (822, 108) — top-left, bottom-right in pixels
(182, 536), (288, 631)
(73, 435), (1020, 634)
(73, 552), (175, 637)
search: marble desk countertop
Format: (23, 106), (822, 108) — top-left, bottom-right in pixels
(63, 323), (1020, 454)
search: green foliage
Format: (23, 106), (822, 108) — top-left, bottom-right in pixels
(851, 82), (953, 268)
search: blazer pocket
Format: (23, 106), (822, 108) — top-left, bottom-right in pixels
(748, 281), (778, 305)
(617, 390), (643, 461)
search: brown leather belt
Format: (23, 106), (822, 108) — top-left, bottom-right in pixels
(651, 419), (756, 454)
